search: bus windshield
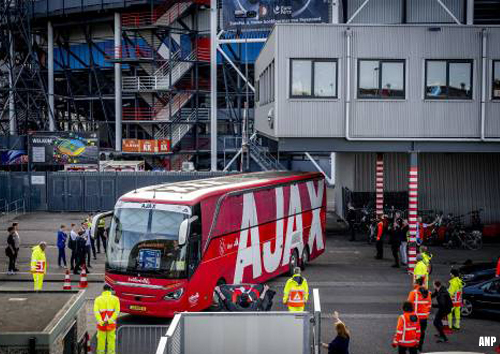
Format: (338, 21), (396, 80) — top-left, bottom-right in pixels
(107, 206), (190, 279)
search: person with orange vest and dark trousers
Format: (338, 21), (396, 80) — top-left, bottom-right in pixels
(283, 267), (309, 312)
(94, 284), (120, 354)
(392, 301), (421, 354)
(407, 277), (431, 352)
(375, 215), (386, 260)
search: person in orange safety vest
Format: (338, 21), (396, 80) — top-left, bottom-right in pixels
(283, 267), (309, 312)
(375, 214), (386, 260)
(94, 284), (120, 354)
(407, 277), (431, 352)
(392, 301), (421, 354)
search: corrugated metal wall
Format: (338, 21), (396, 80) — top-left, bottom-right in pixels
(348, 0), (402, 24)
(259, 24), (500, 139)
(407, 0), (464, 23)
(350, 152), (500, 223)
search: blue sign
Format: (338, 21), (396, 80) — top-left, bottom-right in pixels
(138, 249), (161, 270)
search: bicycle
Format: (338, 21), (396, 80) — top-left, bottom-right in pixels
(443, 214), (483, 251)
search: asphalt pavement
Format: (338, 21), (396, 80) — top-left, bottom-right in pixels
(1, 212), (499, 353)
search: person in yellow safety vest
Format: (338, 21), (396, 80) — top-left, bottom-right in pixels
(420, 246), (433, 274)
(283, 267), (309, 312)
(447, 268), (464, 330)
(94, 284), (120, 354)
(413, 254), (429, 289)
(31, 242), (47, 291)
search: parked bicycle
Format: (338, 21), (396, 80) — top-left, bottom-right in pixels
(443, 214), (483, 250)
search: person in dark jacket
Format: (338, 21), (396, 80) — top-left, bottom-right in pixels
(57, 225), (68, 268)
(389, 213), (403, 268)
(321, 311), (350, 354)
(214, 284), (271, 311)
(74, 227), (88, 275)
(346, 203), (357, 242)
(431, 280), (452, 343)
(6, 226), (17, 275)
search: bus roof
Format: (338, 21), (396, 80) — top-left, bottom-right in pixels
(119, 171), (323, 205)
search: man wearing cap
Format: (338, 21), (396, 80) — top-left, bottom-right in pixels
(283, 267), (309, 312)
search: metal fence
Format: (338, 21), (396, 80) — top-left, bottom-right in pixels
(117, 325), (169, 354)
(0, 171), (232, 212)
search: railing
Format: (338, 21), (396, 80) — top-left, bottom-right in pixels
(104, 44), (155, 60)
(122, 50), (196, 92)
(249, 133), (285, 171)
(122, 1), (192, 28)
(116, 325), (169, 354)
(155, 108), (209, 146)
(122, 92), (193, 121)
(0, 198), (26, 216)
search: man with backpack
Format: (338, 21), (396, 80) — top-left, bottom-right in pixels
(431, 280), (453, 343)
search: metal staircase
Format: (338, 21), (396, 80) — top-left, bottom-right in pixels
(155, 108), (209, 148)
(122, 49), (195, 92)
(248, 133), (285, 171)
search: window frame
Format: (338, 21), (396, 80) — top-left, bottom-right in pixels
(492, 60), (500, 100)
(424, 59), (474, 100)
(289, 58), (338, 99)
(356, 59), (406, 100)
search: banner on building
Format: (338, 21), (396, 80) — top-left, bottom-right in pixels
(122, 139), (171, 153)
(29, 132), (99, 165)
(0, 150), (28, 165)
(222, 0), (329, 30)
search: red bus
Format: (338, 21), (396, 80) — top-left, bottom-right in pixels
(96, 171), (326, 317)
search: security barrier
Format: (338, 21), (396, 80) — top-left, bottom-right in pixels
(117, 325), (169, 354)
(156, 291), (323, 354)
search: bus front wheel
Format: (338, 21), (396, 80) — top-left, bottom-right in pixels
(300, 247), (309, 271)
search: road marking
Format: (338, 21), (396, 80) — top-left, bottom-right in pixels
(322, 313), (398, 319)
(270, 281), (408, 287)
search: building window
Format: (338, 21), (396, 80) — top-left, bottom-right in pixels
(425, 60), (473, 99)
(493, 60), (500, 99)
(290, 59), (337, 98)
(259, 61), (275, 105)
(358, 59), (405, 99)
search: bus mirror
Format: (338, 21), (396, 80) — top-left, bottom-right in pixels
(178, 219), (189, 246)
(178, 216), (198, 246)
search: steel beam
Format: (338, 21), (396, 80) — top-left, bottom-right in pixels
(8, 31), (15, 135)
(114, 12), (122, 152)
(347, 0), (370, 24)
(210, 0), (218, 170)
(466, 0), (474, 25)
(48, 21), (56, 131)
(435, 0), (462, 25)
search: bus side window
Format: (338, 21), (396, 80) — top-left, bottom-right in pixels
(188, 204), (202, 278)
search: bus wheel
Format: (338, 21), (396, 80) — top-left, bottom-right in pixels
(288, 250), (299, 276)
(300, 247), (309, 271)
(210, 278), (226, 311)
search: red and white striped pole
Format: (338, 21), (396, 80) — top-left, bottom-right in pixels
(407, 153), (418, 272)
(376, 154), (384, 217)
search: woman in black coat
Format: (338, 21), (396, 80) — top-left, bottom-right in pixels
(321, 311), (350, 354)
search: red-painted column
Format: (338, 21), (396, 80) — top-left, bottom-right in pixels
(376, 154), (384, 217)
(408, 153), (418, 272)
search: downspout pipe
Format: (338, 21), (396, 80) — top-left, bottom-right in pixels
(479, 29), (500, 142)
(344, 28), (487, 143)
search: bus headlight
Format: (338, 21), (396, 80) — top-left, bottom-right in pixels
(164, 288), (184, 300)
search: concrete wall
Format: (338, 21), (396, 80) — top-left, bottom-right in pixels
(255, 24), (500, 140)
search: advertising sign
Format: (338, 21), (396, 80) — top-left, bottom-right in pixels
(122, 139), (171, 153)
(0, 150), (28, 165)
(222, 0), (329, 30)
(29, 132), (99, 165)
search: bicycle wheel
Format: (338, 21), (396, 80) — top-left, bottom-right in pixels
(465, 231), (483, 251)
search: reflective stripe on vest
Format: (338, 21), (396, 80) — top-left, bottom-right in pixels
(96, 309), (116, 331)
(452, 291), (462, 307)
(400, 316), (419, 345)
(288, 289), (305, 307)
(412, 290), (430, 318)
(33, 261), (45, 273)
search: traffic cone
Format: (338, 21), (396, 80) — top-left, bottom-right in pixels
(63, 269), (72, 290)
(78, 266), (88, 289)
